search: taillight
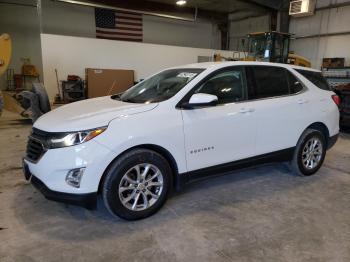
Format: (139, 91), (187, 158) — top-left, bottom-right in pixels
(332, 95), (341, 106)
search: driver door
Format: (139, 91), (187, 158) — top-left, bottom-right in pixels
(181, 67), (257, 172)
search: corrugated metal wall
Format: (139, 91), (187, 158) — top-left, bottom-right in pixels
(228, 15), (271, 52)
(290, 0), (350, 69)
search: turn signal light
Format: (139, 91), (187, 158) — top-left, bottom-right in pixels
(331, 95), (341, 106)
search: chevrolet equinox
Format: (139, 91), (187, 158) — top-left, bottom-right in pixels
(23, 62), (340, 220)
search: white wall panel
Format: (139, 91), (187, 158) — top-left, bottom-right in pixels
(41, 34), (233, 100)
(290, 4), (350, 68)
(290, 35), (350, 69)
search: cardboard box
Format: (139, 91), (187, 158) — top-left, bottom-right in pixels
(322, 58), (345, 69)
(86, 68), (134, 98)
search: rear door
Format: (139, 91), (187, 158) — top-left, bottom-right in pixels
(247, 65), (307, 155)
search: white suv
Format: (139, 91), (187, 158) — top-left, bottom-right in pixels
(23, 62), (340, 220)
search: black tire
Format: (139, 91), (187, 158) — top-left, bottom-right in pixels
(290, 128), (327, 176)
(102, 149), (172, 220)
(32, 83), (51, 113)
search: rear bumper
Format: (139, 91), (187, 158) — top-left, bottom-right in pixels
(327, 134), (339, 150)
(23, 161), (97, 209)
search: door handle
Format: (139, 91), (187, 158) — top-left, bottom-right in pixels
(239, 108), (255, 113)
(297, 99), (308, 104)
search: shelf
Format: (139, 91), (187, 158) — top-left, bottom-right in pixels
(324, 76), (350, 79)
(322, 67), (350, 70)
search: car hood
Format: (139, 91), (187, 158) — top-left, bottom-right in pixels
(34, 96), (158, 132)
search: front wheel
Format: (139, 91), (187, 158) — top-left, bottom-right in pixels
(290, 128), (327, 176)
(102, 149), (172, 220)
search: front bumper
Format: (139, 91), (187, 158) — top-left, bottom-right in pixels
(23, 139), (116, 194)
(23, 160), (97, 209)
(23, 138), (117, 209)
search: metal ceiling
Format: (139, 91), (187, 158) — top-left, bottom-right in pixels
(151, 0), (269, 13)
(50, 0), (287, 35)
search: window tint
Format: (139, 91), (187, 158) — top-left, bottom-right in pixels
(194, 67), (246, 104)
(249, 66), (289, 99)
(296, 69), (330, 91)
(287, 71), (303, 94)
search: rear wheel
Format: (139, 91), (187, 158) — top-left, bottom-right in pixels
(102, 149), (172, 220)
(290, 129), (327, 176)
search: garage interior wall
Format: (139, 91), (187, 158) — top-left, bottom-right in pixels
(290, 0), (350, 69)
(229, 15), (271, 51)
(0, 0), (222, 90)
(41, 0), (221, 50)
(0, 1), (43, 89)
(41, 34), (234, 100)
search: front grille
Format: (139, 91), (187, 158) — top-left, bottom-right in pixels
(26, 137), (45, 162)
(26, 128), (49, 162)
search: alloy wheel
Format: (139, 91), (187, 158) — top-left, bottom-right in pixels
(301, 137), (323, 170)
(118, 163), (164, 211)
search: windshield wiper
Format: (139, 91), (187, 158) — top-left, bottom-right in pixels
(111, 94), (122, 100)
(121, 98), (139, 103)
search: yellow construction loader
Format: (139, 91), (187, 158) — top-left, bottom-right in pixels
(215, 31), (311, 68)
(244, 31), (311, 67)
(0, 34), (12, 116)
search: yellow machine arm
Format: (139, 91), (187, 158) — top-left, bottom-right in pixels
(0, 34), (22, 116)
(0, 34), (12, 77)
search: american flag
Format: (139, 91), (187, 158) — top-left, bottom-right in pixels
(95, 8), (143, 42)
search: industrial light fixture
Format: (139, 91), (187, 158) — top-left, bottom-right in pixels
(176, 0), (187, 6)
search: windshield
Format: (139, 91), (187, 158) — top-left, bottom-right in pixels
(117, 68), (204, 103)
(248, 35), (267, 60)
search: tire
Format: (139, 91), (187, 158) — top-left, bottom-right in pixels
(290, 128), (327, 176)
(102, 149), (172, 220)
(32, 83), (51, 113)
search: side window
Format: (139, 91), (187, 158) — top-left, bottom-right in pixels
(287, 71), (303, 94)
(296, 69), (330, 91)
(194, 67), (246, 104)
(249, 66), (289, 99)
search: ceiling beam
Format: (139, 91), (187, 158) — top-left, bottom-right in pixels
(0, 0), (37, 7)
(239, 0), (286, 10)
(74, 0), (228, 22)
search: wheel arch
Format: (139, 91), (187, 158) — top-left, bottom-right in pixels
(305, 122), (330, 146)
(98, 144), (180, 194)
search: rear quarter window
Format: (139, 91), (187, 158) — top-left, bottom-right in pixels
(296, 69), (330, 91)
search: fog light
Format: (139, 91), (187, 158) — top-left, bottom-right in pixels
(66, 168), (85, 188)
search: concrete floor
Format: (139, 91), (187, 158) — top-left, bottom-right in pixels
(0, 110), (350, 262)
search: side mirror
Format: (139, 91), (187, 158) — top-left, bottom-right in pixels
(293, 81), (303, 90)
(182, 93), (218, 109)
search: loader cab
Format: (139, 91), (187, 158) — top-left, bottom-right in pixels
(247, 31), (290, 64)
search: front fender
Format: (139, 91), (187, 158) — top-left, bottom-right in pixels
(94, 107), (187, 174)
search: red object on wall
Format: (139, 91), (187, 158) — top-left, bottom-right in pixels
(14, 74), (23, 89)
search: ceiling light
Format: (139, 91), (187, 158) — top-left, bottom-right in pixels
(176, 0), (187, 6)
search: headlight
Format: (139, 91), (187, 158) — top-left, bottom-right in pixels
(48, 127), (107, 149)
